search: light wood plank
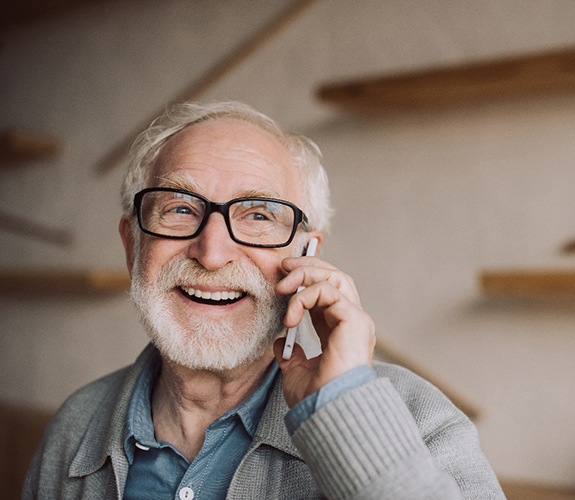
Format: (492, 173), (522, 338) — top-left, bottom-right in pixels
(0, 269), (130, 294)
(501, 479), (575, 500)
(2, 0), (121, 29)
(480, 269), (575, 296)
(318, 46), (575, 112)
(0, 130), (60, 162)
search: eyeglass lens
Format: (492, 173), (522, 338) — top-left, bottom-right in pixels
(138, 190), (297, 246)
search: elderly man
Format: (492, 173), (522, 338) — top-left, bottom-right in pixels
(24, 101), (504, 499)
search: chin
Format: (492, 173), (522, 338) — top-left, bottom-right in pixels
(149, 325), (277, 372)
(140, 300), (285, 372)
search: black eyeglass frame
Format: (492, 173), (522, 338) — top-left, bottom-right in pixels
(133, 187), (310, 248)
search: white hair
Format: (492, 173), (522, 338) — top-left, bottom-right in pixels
(121, 101), (334, 232)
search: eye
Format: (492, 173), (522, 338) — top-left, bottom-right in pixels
(246, 211), (271, 221)
(168, 205), (192, 215)
(233, 200), (278, 222)
(158, 193), (204, 218)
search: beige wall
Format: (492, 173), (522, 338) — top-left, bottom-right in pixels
(2, 0), (575, 488)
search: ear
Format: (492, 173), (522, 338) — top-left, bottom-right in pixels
(119, 217), (136, 275)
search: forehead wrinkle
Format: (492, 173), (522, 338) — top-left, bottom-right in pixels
(153, 151), (289, 201)
(162, 127), (291, 172)
(150, 118), (302, 204)
(164, 122), (294, 178)
(154, 144), (287, 190)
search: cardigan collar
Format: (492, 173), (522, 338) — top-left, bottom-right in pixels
(68, 344), (302, 491)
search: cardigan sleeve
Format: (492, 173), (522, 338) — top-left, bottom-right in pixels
(290, 366), (505, 500)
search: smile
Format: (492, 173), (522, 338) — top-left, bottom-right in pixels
(179, 286), (246, 305)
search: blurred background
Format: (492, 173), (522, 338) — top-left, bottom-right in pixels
(2, 1), (575, 498)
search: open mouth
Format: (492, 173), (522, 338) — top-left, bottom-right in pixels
(179, 286), (246, 306)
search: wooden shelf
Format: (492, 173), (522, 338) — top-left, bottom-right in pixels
(501, 479), (575, 500)
(0, 269), (130, 294)
(480, 268), (575, 296)
(317, 46), (575, 112)
(0, 130), (61, 162)
(3, 0), (120, 28)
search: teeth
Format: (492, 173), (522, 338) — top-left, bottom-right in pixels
(184, 287), (243, 301)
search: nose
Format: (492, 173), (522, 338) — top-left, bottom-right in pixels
(187, 212), (242, 270)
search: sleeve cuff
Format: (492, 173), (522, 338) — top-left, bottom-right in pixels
(284, 364), (377, 435)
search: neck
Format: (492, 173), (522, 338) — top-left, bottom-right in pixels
(151, 351), (274, 461)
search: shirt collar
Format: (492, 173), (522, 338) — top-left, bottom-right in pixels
(230, 360), (279, 436)
(123, 347), (279, 463)
(123, 348), (161, 463)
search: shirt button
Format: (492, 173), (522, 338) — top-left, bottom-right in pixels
(179, 487), (194, 500)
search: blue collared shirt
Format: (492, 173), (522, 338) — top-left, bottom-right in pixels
(123, 348), (376, 499)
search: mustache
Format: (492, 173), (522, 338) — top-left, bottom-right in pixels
(154, 256), (275, 298)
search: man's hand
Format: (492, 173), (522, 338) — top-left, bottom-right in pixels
(273, 256), (376, 407)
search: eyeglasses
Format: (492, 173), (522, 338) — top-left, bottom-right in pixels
(133, 187), (310, 248)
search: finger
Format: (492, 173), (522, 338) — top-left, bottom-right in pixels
(284, 281), (372, 339)
(280, 257), (339, 287)
(309, 298), (376, 365)
(282, 280), (355, 330)
(277, 265), (360, 305)
(281, 255), (338, 272)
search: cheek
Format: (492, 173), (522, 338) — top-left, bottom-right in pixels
(252, 247), (297, 285)
(135, 239), (180, 280)
(251, 260), (281, 286)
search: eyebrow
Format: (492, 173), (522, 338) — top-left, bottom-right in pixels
(155, 176), (283, 201)
(239, 188), (283, 200)
(156, 176), (203, 193)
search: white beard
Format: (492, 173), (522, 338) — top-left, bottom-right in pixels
(130, 253), (289, 372)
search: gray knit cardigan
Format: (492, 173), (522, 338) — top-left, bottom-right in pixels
(23, 345), (505, 499)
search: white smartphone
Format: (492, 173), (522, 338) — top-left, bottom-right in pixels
(282, 237), (319, 360)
